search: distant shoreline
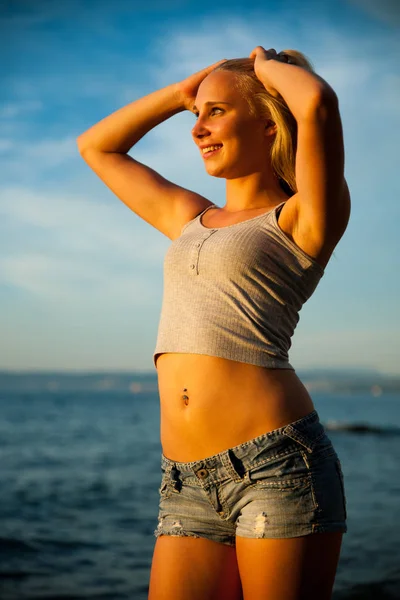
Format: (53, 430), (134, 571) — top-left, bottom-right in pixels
(1, 369), (400, 394)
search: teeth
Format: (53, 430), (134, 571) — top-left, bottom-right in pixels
(202, 145), (222, 154)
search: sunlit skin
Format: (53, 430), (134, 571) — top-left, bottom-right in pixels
(191, 69), (289, 213)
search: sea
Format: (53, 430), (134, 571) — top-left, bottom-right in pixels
(1, 374), (400, 599)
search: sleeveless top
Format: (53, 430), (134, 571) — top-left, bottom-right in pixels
(153, 201), (325, 370)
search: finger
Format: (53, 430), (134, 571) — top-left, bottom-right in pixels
(250, 46), (278, 61)
(277, 52), (289, 63)
(249, 46), (265, 59)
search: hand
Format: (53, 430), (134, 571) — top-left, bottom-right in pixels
(176, 59), (227, 111)
(249, 46), (287, 97)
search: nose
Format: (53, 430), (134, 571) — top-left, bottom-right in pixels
(191, 116), (210, 140)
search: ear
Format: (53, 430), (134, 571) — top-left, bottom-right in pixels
(264, 119), (277, 135)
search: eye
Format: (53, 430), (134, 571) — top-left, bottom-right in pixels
(193, 107), (224, 119)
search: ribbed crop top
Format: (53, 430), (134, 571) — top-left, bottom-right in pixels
(153, 201), (325, 370)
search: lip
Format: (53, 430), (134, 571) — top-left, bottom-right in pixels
(200, 144), (223, 159)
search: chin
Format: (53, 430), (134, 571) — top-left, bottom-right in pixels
(206, 165), (252, 180)
(204, 164), (227, 179)
(204, 153), (253, 179)
(204, 159), (239, 179)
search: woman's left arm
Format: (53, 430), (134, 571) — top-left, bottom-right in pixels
(251, 46), (350, 243)
(250, 46), (335, 120)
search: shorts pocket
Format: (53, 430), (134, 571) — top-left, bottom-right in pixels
(247, 448), (311, 488)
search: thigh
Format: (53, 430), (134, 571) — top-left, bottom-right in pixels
(148, 535), (243, 600)
(236, 531), (343, 600)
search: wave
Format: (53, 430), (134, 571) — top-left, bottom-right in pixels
(325, 421), (400, 435)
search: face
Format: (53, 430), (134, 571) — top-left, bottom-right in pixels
(192, 70), (275, 179)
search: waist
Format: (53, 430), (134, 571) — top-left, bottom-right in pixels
(157, 353), (315, 462)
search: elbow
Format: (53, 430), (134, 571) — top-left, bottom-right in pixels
(76, 134), (90, 156)
(302, 86), (339, 121)
(313, 84), (339, 110)
(319, 83), (339, 109)
(76, 129), (100, 155)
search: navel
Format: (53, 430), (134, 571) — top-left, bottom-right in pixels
(181, 388), (189, 406)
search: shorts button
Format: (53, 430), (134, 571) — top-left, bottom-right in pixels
(190, 264), (195, 269)
(196, 468), (208, 478)
(196, 243), (201, 247)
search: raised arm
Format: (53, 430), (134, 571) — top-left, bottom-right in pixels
(77, 61), (225, 239)
(250, 46), (351, 263)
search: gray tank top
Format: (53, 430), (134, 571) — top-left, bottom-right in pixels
(153, 201), (324, 370)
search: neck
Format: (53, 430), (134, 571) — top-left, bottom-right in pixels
(224, 170), (289, 213)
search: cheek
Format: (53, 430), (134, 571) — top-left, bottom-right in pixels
(218, 117), (263, 157)
(241, 125), (267, 154)
(231, 117), (260, 142)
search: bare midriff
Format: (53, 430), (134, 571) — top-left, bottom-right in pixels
(156, 352), (315, 462)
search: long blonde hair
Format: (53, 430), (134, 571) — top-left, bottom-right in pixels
(213, 51), (315, 195)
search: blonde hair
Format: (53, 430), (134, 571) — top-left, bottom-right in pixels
(213, 51), (315, 195)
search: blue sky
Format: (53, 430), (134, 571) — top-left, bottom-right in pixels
(1, 0), (399, 374)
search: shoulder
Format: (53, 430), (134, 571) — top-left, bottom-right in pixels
(169, 194), (215, 240)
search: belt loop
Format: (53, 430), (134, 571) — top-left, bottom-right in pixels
(163, 459), (174, 476)
(282, 425), (315, 453)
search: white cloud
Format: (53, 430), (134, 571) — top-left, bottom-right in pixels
(0, 136), (79, 179)
(0, 251), (155, 304)
(0, 139), (15, 152)
(0, 100), (43, 119)
(0, 186), (164, 254)
(0, 186), (168, 303)
(22, 136), (78, 168)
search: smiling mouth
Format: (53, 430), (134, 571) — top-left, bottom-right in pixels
(201, 144), (223, 158)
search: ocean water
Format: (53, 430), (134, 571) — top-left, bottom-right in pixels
(1, 387), (400, 599)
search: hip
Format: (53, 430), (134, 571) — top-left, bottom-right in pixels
(155, 409), (347, 544)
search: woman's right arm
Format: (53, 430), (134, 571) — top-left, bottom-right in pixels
(77, 63), (222, 239)
(77, 83), (184, 154)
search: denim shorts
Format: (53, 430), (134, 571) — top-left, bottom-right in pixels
(154, 410), (347, 547)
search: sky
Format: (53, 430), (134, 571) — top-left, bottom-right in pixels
(0, 0), (399, 374)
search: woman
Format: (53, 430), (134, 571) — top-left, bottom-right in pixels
(77, 46), (350, 600)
